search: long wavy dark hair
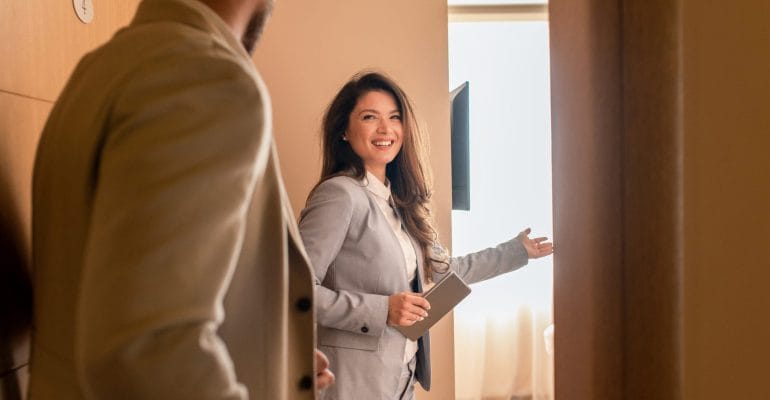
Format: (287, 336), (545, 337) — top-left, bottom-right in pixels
(311, 71), (446, 282)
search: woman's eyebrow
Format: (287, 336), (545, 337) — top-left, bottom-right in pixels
(356, 108), (400, 115)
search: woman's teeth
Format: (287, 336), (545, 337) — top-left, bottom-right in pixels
(373, 140), (393, 147)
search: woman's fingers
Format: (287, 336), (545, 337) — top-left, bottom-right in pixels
(392, 310), (418, 326)
(532, 242), (554, 258)
(409, 304), (428, 317)
(397, 312), (424, 326)
(409, 294), (431, 311)
(403, 295), (430, 325)
(388, 292), (432, 326)
(406, 295), (429, 320)
(517, 228), (556, 259)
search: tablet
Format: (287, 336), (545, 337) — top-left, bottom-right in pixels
(395, 271), (472, 341)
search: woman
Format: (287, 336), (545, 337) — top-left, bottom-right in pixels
(298, 71), (553, 400)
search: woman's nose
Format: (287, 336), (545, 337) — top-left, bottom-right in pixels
(376, 120), (389, 133)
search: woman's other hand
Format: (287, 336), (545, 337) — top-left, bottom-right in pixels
(315, 349), (335, 391)
(517, 227), (554, 259)
(387, 292), (431, 326)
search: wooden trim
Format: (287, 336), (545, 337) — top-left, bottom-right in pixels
(620, 0), (683, 398)
(550, 0), (624, 396)
(550, 0), (683, 398)
(0, 89), (54, 104)
(448, 4), (548, 22)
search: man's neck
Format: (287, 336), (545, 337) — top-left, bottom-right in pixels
(195, 0), (247, 41)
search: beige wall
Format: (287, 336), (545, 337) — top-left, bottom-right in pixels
(682, 0), (770, 398)
(253, 2), (454, 399)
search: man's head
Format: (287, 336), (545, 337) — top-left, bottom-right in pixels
(241, 0), (274, 53)
(199, 0), (275, 54)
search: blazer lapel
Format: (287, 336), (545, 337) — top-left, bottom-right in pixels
(409, 236), (432, 390)
(409, 235), (427, 292)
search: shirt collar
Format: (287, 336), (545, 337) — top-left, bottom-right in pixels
(363, 170), (392, 202)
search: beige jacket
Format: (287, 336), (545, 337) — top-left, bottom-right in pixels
(29, 0), (316, 398)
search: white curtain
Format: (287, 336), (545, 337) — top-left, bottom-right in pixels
(448, 18), (553, 400)
(453, 276), (553, 400)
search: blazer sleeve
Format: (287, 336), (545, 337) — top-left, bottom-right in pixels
(433, 237), (530, 285)
(299, 179), (389, 338)
(75, 53), (263, 400)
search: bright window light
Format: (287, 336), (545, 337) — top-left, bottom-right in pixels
(449, 18), (554, 400)
(449, 20), (552, 315)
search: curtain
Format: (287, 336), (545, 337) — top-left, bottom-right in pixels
(453, 265), (553, 400)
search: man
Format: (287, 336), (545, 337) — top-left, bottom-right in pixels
(28, 0), (332, 398)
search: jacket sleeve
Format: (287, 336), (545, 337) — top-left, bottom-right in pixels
(432, 238), (530, 285)
(76, 54), (264, 400)
(298, 179), (389, 338)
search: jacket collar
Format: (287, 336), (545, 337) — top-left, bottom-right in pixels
(363, 170), (392, 202)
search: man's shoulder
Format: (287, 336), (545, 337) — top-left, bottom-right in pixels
(70, 21), (259, 105)
(101, 21), (240, 68)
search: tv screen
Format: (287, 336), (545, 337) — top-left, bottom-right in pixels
(450, 81), (470, 211)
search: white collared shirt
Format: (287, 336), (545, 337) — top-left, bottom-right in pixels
(363, 171), (419, 364)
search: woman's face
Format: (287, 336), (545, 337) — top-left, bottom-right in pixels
(345, 90), (404, 178)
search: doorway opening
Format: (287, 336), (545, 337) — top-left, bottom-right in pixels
(447, 2), (553, 399)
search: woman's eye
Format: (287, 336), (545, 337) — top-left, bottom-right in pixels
(362, 114), (376, 120)
(390, 114), (402, 120)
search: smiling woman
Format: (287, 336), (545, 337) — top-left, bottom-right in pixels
(342, 90), (404, 183)
(297, 71), (552, 400)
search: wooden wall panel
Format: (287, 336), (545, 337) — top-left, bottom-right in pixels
(0, 1), (139, 101)
(1, 2), (140, 399)
(621, 1), (683, 398)
(549, 1), (624, 398)
(0, 93), (50, 400)
(0, 94), (52, 258)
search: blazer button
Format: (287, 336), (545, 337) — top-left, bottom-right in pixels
(361, 326), (369, 333)
(298, 375), (313, 391)
(295, 297), (312, 312)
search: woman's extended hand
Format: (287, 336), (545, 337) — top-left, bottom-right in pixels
(387, 292), (431, 326)
(517, 227), (554, 259)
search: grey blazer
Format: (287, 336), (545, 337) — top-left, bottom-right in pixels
(299, 175), (529, 400)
